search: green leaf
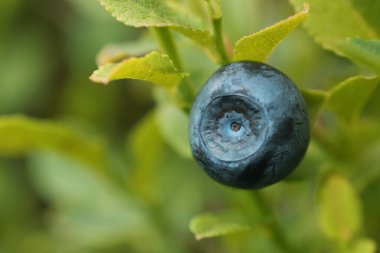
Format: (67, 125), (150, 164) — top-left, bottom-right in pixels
(0, 115), (107, 171)
(338, 38), (380, 74)
(99, 0), (213, 47)
(90, 51), (184, 87)
(127, 112), (166, 201)
(155, 102), (191, 159)
(203, 0), (222, 19)
(99, 0), (201, 28)
(351, 0), (380, 35)
(326, 76), (379, 123)
(347, 238), (377, 253)
(354, 141), (380, 191)
(301, 88), (328, 122)
(233, 4), (309, 62)
(289, 0), (377, 56)
(189, 211), (251, 240)
(127, 111), (206, 227)
(171, 27), (214, 48)
(287, 140), (330, 181)
(96, 37), (157, 65)
(318, 175), (362, 241)
(29, 151), (159, 249)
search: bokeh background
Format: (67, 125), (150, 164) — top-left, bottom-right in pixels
(1, 0), (379, 252)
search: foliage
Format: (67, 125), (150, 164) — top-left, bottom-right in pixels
(90, 51), (184, 87)
(1, 0), (380, 252)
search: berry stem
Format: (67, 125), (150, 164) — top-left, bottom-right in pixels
(251, 191), (298, 253)
(152, 27), (194, 110)
(212, 18), (230, 65)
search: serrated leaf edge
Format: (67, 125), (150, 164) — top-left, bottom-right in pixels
(233, 3), (309, 62)
(90, 51), (185, 87)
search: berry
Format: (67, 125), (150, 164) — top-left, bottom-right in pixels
(189, 61), (310, 189)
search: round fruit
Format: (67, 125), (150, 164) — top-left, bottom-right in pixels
(189, 61), (310, 189)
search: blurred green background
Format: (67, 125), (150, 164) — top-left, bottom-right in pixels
(1, 0), (379, 252)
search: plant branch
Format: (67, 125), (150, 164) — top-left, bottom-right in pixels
(153, 27), (183, 71)
(212, 18), (230, 65)
(152, 27), (194, 110)
(251, 191), (297, 253)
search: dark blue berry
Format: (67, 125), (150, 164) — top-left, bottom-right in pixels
(189, 61), (310, 189)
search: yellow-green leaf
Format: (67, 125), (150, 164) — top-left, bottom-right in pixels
(189, 211), (251, 240)
(351, 0), (380, 35)
(203, 0), (222, 19)
(301, 88), (328, 122)
(326, 76), (379, 123)
(99, 0), (200, 28)
(171, 27), (213, 48)
(338, 38), (380, 74)
(233, 4), (309, 62)
(90, 51), (184, 88)
(289, 0), (377, 55)
(318, 175), (362, 241)
(96, 37), (157, 65)
(0, 115), (107, 171)
(347, 238), (377, 253)
(99, 0), (213, 47)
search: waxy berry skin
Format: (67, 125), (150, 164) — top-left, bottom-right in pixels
(189, 61), (310, 189)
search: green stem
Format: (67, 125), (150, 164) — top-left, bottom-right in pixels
(212, 18), (230, 65)
(152, 27), (194, 110)
(251, 191), (297, 253)
(153, 27), (183, 71)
